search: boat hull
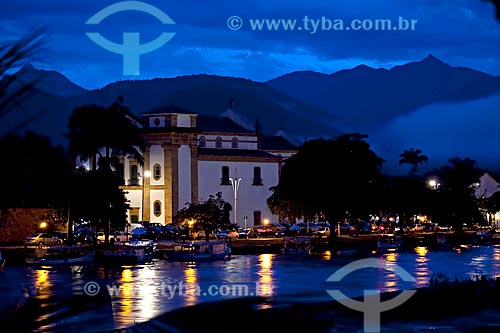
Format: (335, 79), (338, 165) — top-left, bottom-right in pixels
(163, 241), (231, 262)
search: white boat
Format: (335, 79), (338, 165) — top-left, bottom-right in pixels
(377, 233), (403, 251)
(101, 239), (157, 265)
(162, 240), (231, 262)
(25, 246), (95, 265)
(281, 236), (313, 255)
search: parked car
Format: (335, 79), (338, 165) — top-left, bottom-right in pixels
(114, 231), (131, 242)
(216, 230), (239, 240)
(51, 231), (68, 244)
(24, 232), (63, 246)
(314, 227), (331, 237)
(238, 228), (258, 239)
(255, 228), (275, 238)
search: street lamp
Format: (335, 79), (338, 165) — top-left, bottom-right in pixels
(141, 170), (151, 222)
(229, 171), (242, 226)
(428, 178), (440, 190)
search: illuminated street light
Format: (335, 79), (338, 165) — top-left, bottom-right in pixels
(428, 178), (440, 190)
(141, 170), (151, 222)
(40, 222), (47, 229)
(229, 170), (242, 226)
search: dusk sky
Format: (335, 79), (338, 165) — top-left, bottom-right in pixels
(2, 0), (500, 89)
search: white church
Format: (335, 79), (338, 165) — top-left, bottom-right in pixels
(116, 105), (299, 228)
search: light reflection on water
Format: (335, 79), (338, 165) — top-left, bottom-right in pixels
(3, 246), (500, 331)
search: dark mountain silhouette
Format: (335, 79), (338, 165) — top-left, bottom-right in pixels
(13, 64), (88, 97)
(267, 54), (500, 131)
(3, 66), (344, 148)
(5, 57), (500, 175)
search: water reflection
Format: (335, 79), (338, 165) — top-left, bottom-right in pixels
(256, 254), (275, 308)
(380, 251), (399, 292)
(183, 265), (199, 307)
(7, 247), (500, 331)
(414, 246), (430, 287)
(34, 268), (52, 297)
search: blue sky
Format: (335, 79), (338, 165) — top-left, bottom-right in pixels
(2, 0), (500, 89)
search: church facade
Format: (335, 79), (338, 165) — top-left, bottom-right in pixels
(119, 106), (298, 228)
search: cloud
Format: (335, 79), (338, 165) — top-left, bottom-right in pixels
(2, 0), (500, 89)
(370, 94), (500, 175)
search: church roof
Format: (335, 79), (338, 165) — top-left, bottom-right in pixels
(260, 135), (299, 151)
(198, 148), (278, 159)
(197, 115), (254, 134)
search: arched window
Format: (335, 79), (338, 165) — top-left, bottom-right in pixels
(153, 164), (161, 181)
(153, 201), (162, 217)
(215, 137), (223, 149)
(221, 166), (230, 185)
(231, 137), (238, 149)
(198, 136), (206, 148)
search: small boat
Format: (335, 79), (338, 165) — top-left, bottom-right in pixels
(25, 246), (95, 266)
(472, 230), (492, 246)
(281, 236), (313, 255)
(377, 233), (403, 251)
(162, 240), (231, 262)
(101, 239), (157, 265)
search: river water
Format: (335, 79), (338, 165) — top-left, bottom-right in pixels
(1, 245), (500, 332)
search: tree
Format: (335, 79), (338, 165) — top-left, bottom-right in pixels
(267, 133), (385, 224)
(66, 96), (144, 244)
(0, 131), (72, 209)
(430, 157), (486, 230)
(173, 192), (233, 240)
(399, 148), (429, 176)
(64, 167), (130, 245)
(67, 96), (144, 172)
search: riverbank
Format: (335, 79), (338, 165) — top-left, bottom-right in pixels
(0, 231), (477, 265)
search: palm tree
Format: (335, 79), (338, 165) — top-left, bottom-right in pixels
(67, 96), (144, 172)
(399, 148), (429, 176)
(67, 96), (144, 245)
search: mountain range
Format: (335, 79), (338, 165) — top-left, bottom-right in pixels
(3, 55), (500, 175)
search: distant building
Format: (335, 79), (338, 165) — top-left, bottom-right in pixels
(474, 172), (500, 228)
(108, 105), (299, 227)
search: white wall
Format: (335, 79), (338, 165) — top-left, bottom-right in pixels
(198, 134), (258, 150)
(177, 114), (192, 128)
(197, 161), (279, 227)
(178, 145), (192, 210)
(149, 189), (165, 224)
(125, 189), (142, 222)
(149, 145), (164, 186)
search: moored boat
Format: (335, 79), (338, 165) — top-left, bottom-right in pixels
(100, 239), (157, 265)
(377, 233), (403, 251)
(25, 246), (95, 266)
(162, 240), (231, 262)
(281, 236), (313, 255)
